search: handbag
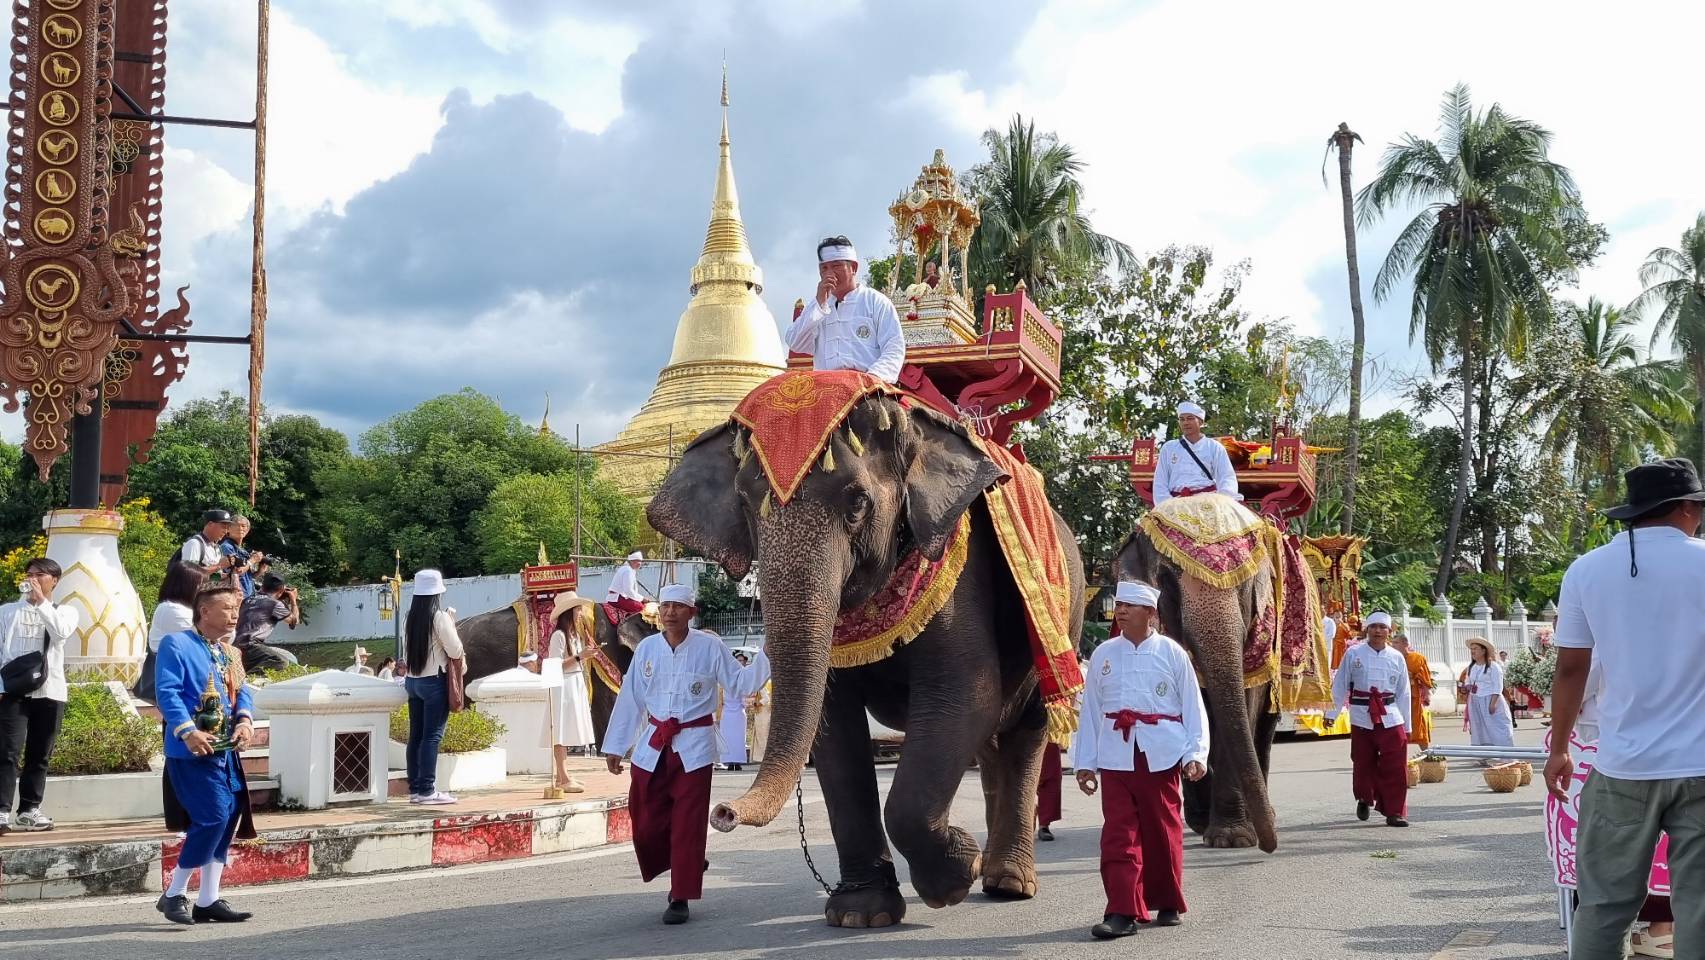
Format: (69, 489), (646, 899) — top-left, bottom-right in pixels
(1, 628), (49, 697)
(131, 646), (158, 702)
(446, 656), (467, 712)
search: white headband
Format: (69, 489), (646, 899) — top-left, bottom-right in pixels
(818, 244), (858, 264)
(659, 583), (697, 607)
(1115, 580), (1159, 608)
(1177, 401), (1206, 419)
(1365, 611), (1392, 627)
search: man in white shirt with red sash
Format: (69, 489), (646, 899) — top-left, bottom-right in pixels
(786, 236), (906, 383)
(1076, 580), (1209, 940)
(1330, 610), (1411, 827)
(604, 583), (771, 925)
(1151, 402), (1239, 504)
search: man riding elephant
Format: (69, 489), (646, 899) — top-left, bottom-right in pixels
(647, 371), (1085, 930)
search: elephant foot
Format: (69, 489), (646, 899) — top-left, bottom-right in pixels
(979, 858), (1038, 900)
(1185, 808), (1210, 836)
(825, 885), (906, 929)
(1202, 819), (1259, 849)
(913, 851), (980, 910)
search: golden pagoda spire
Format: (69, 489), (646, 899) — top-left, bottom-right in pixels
(538, 393), (552, 436)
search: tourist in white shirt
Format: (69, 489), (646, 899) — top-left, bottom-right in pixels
(178, 509), (236, 577)
(1076, 580), (1208, 940)
(606, 551), (648, 616)
(604, 583), (771, 925)
(1547, 458), (1705, 960)
(148, 562), (205, 654)
(1330, 611), (1411, 828)
(1461, 637), (1514, 750)
(0, 558), (80, 832)
(786, 236), (906, 383)
(1151, 402), (1240, 504)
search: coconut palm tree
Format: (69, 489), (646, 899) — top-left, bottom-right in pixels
(1324, 122), (1368, 535)
(1631, 213), (1705, 461)
(1357, 84), (1582, 597)
(1528, 298), (1687, 500)
(965, 115), (1134, 300)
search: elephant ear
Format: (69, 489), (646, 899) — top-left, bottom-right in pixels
(899, 403), (1006, 561)
(647, 422), (753, 579)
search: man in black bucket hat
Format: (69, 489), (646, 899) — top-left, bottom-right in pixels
(1546, 458), (1705, 959)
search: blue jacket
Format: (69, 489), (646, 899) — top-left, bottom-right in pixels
(156, 629), (254, 760)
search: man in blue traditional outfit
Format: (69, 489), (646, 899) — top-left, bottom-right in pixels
(154, 581), (257, 925)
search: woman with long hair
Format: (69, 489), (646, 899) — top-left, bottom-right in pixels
(1463, 637), (1515, 749)
(404, 570), (463, 805)
(149, 563), (207, 653)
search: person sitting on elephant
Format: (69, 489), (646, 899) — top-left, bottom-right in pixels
(606, 551), (649, 616)
(1076, 580), (1209, 940)
(787, 235), (906, 383)
(1330, 611), (1411, 828)
(1151, 402), (1239, 504)
(603, 584), (771, 926)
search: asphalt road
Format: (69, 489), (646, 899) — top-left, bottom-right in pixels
(0, 724), (1570, 960)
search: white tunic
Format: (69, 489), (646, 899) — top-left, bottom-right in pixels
(605, 565), (645, 604)
(1465, 661), (1514, 747)
(603, 629), (771, 773)
(1075, 632), (1209, 773)
(1151, 435), (1240, 503)
(1330, 642), (1412, 731)
(717, 694), (747, 764)
(543, 629), (596, 748)
(786, 284), (906, 383)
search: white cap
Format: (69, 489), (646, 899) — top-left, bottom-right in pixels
(518, 652), (538, 664)
(413, 569), (446, 596)
(659, 583), (697, 607)
(1365, 611), (1392, 627)
(1176, 401), (1206, 420)
(818, 242), (858, 264)
(627, 551), (643, 562)
(1114, 580), (1159, 608)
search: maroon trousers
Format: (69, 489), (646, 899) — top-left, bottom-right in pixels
(628, 746), (713, 901)
(1349, 723), (1407, 818)
(1098, 748), (1185, 921)
(612, 596), (646, 614)
(1037, 742), (1062, 827)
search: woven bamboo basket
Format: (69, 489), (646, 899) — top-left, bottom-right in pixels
(1417, 756), (1448, 783)
(1517, 762), (1533, 786)
(1483, 763), (1522, 793)
(1405, 760), (1421, 788)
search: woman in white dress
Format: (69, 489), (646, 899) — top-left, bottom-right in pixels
(717, 653), (750, 771)
(748, 681), (771, 763)
(542, 602), (596, 793)
(1462, 637), (1515, 749)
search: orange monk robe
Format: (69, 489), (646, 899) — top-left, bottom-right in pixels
(1403, 650), (1435, 749)
(1330, 622), (1350, 671)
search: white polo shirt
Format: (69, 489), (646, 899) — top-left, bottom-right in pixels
(786, 285), (906, 383)
(1554, 527), (1705, 779)
(1330, 642), (1411, 731)
(602, 629), (771, 773)
(1075, 632), (1209, 773)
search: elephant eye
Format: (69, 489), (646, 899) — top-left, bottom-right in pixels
(846, 490), (871, 525)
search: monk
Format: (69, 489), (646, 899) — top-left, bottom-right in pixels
(1390, 634), (1434, 750)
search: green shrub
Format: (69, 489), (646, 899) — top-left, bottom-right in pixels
(253, 662), (320, 684)
(388, 704), (505, 754)
(49, 683), (161, 775)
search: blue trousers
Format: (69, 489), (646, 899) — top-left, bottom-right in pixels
(165, 753), (244, 869)
(405, 673), (450, 796)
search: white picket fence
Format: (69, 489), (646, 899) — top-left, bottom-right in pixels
(1392, 596), (1551, 702)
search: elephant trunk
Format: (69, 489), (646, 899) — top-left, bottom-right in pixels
(1199, 637), (1279, 854)
(710, 530), (843, 832)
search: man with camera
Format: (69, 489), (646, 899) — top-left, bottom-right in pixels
(233, 574), (300, 673)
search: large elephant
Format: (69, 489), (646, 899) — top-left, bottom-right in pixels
(1112, 514), (1280, 852)
(454, 602), (652, 747)
(648, 395), (1084, 929)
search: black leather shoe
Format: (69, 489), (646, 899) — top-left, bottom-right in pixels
(1356, 801), (1370, 821)
(1385, 815), (1410, 828)
(1091, 914), (1138, 939)
(663, 899), (689, 924)
(1151, 909), (1182, 926)
(191, 899), (252, 923)
(1037, 826), (1055, 842)
(156, 894), (194, 925)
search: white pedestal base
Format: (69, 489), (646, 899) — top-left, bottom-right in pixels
(42, 510), (147, 683)
(464, 667), (552, 775)
(256, 671), (406, 809)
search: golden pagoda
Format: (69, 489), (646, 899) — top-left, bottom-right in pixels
(597, 65), (785, 499)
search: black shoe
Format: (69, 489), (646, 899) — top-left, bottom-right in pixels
(1091, 914), (1138, 939)
(1356, 801), (1370, 821)
(1150, 909), (1182, 926)
(156, 894), (195, 925)
(1037, 826), (1055, 842)
(191, 899), (252, 923)
(729, 763), (743, 771)
(663, 899), (689, 924)
(1385, 815), (1410, 828)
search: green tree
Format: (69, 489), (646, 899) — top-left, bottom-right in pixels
(1324, 122), (1370, 536)
(963, 115), (1134, 301)
(472, 471), (640, 574)
(1358, 84), (1583, 596)
(117, 498), (180, 612)
(1631, 212), (1705, 462)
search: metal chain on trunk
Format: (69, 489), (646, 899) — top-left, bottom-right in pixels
(796, 777), (832, 894)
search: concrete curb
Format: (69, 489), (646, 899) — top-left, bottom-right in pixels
(0, 796), (630, 902)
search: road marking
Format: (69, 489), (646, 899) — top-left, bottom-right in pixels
(1429, 927), (1499, 958)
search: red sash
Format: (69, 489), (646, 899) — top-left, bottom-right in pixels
(1171, 484), (1217, 498)
(1351, 687), (1394, 729)
(1107, 709), (1184, 741)
(646, 713), (714, 749)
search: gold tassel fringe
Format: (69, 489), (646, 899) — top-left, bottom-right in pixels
(732, 429), (746, 461)
(877, 405), (892, 430)
(1045, 700), (1079, 749)
(846, 428), (865, 456)
(760, 490), (772, 518)
(821, 442), (835, 472)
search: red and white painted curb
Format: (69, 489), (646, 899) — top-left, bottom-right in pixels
(1, 797), (630, 902)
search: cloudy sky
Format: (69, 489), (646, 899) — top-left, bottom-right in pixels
(5, 0), (1701, 448)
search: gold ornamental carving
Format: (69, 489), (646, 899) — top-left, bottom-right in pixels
(35, 169), (75, 204)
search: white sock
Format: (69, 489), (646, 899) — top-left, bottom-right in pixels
(196, 861), (225, 907)
(166, 866), (193, 898)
